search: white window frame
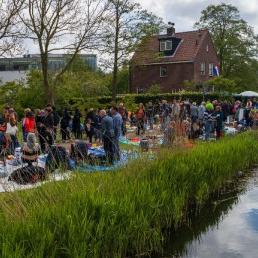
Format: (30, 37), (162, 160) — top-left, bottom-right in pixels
(160, 66), (167, 77)
(201, 62), (205, 75)
(209, 63), (214, 76)
(160, 40), (172, 51)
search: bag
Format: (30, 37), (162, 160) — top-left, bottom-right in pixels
(45, 146), (68, 172)
(0, 125), (5, 131)
(88, 153), (106, 166)
(6, 122), (18, 135)
(8, 165), (46, 184)
(71, 141), (88, 159)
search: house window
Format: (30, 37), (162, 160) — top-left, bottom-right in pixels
(206, 45), (209, 52)
(209, 63), (214, 76)
(160, 40), (172, 51)
(137, 88), (143, 94)
(200, 62), (205, 75)
(160, 66), (167, 77)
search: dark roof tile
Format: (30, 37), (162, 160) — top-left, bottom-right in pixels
(132, 29), (209, 64)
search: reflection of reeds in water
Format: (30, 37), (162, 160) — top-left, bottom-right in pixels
(0, 131), (258, 257)
(158, 168), (255, 258)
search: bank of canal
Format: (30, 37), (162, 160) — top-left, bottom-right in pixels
(153, 165), (258, 258)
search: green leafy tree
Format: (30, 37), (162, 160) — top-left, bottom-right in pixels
(227, 58), (258, 92)
(146, 83), (162, 95)
(205, 76), (237, 93)
(18, 69), (46, 110)
(19, 0), (109, 105)
(183, 79), (198, 92)
(100, 0), (165, 101)
(0, 81), (24, 117)
(194, 3), (258, 82)
(105, 65), (130, 94)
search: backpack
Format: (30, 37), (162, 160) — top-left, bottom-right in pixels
(45, 146), (68, 172)
(70, 141), (88, 159)
(8, 165), (46, 184)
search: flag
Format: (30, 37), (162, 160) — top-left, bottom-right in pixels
(213, 65), (219, 76)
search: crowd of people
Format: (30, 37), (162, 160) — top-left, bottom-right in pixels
(0, 97), (256, 166)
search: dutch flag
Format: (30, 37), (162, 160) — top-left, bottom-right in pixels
(213, 65), (219, 76)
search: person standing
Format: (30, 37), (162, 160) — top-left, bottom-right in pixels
(111, 105), (122, 161)
(198, 101), (206, 126)
(60, 106), (71, 142)
(170, 99), (180, 123)
(190, 102), (199, 124)
(42, 106), (54, 152)
(160, 100), (169, 131)
(118, 103), (128, 136)
(99, 109), (115, 165)
(85, 118), (94, 143)
(46, 104), (60, 142)
(5, 108), (18, 154)
(203, 103), (213, 140)
(215, 106), (223, 139)
(92, 109), (101, 142)
(22, 108), (31, 142)
(136, 103), (145, 135)
(24, 110), (36, 140)
(72, 108), (82, 139)
(146, 101), (155, 130)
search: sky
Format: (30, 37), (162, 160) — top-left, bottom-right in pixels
(22, 0), (258, 56)
(138, 0), (258, 34)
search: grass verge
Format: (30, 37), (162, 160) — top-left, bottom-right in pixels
(0, 131), (258, 257)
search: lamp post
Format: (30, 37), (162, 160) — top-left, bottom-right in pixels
(201, 71), (206, 101)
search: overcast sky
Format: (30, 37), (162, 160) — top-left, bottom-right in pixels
(138, 0), (258, 34)
(23, 0), (258, 56)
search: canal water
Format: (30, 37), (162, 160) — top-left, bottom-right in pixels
(153, 166), (258, 258)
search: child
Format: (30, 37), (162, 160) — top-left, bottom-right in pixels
(85, 118), (94, 143)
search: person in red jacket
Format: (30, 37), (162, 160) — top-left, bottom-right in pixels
(24, 110), (35, 141)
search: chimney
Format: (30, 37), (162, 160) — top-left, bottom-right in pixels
(167, 22), (175, 36)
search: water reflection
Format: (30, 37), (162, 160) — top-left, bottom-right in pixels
(152, 168), (258, 258)
(246, 208), (258, 232)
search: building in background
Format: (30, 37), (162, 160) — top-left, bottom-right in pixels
(0, 53), (97, 84)
(130, 24), (219, 94)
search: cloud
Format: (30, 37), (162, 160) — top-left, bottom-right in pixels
(138, 0), (258, 34)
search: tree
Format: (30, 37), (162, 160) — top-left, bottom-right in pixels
(146, 84), (162, 95)
(205, 76), (237, 94)
(100, 0), (165, 101)
(19, 0), (109, 105)
(183, 79), (198, 92)
(18, 69), (47, 111)
(105, 65), (130, 94)
(0, 0), (25, 56)
(194, 3), (258, 81)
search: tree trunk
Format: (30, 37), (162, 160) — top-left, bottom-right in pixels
(41, 52), (54, 105)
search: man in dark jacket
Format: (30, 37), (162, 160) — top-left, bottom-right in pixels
(146, 101), (155, 130)
(46, 104), (60, 141)
(99, 109), (115, 165)
(60, 106), (71, 142)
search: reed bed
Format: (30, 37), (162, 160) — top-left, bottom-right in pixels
(0, 130), (258, 257)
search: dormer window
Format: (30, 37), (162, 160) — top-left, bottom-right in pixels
(160, 40), (172, 51)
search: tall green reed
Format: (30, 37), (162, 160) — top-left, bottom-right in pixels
(0, 131), (258, 257)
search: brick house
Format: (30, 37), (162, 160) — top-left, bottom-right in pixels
(130, 25), (219, 94)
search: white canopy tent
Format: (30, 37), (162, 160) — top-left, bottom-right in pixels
(240, 91), (258, 97)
